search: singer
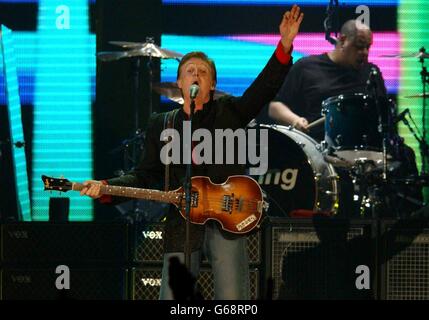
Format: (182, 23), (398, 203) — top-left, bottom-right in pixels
(80, 5), (304, 300)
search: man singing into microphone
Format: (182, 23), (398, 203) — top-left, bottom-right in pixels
(80, 5), (304, 299)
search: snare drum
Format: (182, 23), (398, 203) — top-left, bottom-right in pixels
(252, 124), (339, 216)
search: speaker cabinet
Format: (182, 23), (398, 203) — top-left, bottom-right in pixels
(1, 268), (128, 300)
(380, 219), (429, 300)
(133, 223), (261, 264)
(131, 267), (259, 300)
(1, 222), (129, 264)
(264, 217), (376, 300)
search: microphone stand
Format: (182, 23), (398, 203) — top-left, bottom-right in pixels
(324, 0), (339, 45)
(401, 113), (429, 173)
(184, 97), (195, 270)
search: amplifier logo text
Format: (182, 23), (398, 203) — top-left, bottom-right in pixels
(142, 231), (163, 240)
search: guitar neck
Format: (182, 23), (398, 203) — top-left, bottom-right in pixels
(71, 182), (181, 205)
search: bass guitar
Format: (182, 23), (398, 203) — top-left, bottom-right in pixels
(42, 175), (268, 234)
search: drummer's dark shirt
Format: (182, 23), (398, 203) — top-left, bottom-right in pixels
(273, 53), (387, 141)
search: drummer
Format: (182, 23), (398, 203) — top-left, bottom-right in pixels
(268, 19), (386, 142)
(269, 19), (422, 217)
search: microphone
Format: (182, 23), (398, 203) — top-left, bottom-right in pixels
(394, 108), (410, 124)
(324, 0), (339, 45)
(189, 82), (199, 100)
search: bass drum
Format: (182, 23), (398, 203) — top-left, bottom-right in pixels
(253, 124), (339, 217)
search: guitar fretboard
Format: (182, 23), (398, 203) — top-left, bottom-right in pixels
(71, 183), (182, 204)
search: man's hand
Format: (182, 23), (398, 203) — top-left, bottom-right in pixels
(293, 117), (309, 132)
(280, 5), (304, 53)
(80, 180), (103, 199)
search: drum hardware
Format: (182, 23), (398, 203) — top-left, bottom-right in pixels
(380, 50), (429, 60)
(98, 40), (184, 61)
(418, 47), (429, 174)
(396, 192), (425, 207)
(324, 190), (338, 196)
(335, 134), (342, 146)
(382, 47), (429, 174)
(404, 93), (429, 99)
(323, 153), (353, 168)
(347, 159), (382, 218)
(397, 100), (429, 176)
(327, 174), (340, 180)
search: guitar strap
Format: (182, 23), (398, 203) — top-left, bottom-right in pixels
(163, 108), (179, 191)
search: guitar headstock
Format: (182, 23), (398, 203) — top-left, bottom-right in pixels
(41, 175), (72, 192)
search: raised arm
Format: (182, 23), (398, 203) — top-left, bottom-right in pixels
(233, 5), (304, 126)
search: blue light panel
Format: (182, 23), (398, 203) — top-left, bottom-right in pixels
(163, 0), (399, 6)
(1, 25), (32, 220)
(31, 0), (94, 221)
(161, 34), (305, 98)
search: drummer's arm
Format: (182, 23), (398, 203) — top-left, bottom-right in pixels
(269, 101), (308, 130)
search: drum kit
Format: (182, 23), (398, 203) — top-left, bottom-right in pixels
(256, 48), (429, 219)
(97, 39), (429, 220)
(258, 91), (425, 219)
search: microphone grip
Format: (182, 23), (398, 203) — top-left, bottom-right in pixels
(189, 83), (199, 100)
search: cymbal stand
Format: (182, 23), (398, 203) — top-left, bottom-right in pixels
(419, 47), (429, 174)
(350, 159), (380, 218)
(145, 37), (154, 123)
(129, 37), (156, 169)
(367, 69), (389, 182)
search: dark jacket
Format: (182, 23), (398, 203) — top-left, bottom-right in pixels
(107, 51), (293, 252)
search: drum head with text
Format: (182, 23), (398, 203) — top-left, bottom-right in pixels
(250, 126), (317, 217)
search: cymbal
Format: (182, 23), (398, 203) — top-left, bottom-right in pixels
(109, 41), (151, 48)
(404, 93), (429, 99)
(153, 82), (229, 104)
(108, 41), (184, 59)
(380, 52), (429, 59)
(96, 51), (130, 62)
